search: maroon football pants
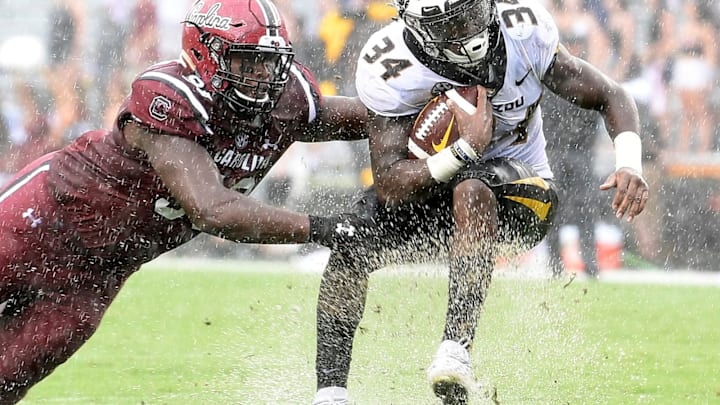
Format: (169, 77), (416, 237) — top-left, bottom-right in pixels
(0, 155), (132, 403)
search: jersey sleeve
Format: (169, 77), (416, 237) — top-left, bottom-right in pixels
(355, 67), (411, 116)
(123, 71), (212, 140)
(354, 23), (425, 117)
(501, 0), (560, 80)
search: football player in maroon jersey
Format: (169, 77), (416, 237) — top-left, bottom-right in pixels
(0, 0), (370, 401)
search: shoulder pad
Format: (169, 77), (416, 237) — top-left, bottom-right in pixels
(355, 21), (430, 117)
(125, 65), (213, 139)
(497, 0), (559, 78)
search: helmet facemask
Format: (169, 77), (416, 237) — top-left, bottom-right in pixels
(402, 0), (496, 67)
(206, 34), (294, 114)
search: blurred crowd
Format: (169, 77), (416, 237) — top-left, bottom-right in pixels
(0, 0), (718, 268)
(0, 0), (184, 182)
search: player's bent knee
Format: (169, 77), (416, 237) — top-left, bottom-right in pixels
(453, 179), (497, 218)
(497, 182), (559, 249)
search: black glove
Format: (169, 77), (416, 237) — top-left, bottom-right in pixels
(308, 213), (374, 249)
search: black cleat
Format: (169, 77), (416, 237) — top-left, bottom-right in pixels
(433, 380), (469, 404)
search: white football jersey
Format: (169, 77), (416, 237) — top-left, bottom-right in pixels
(355, 0), (559, 178)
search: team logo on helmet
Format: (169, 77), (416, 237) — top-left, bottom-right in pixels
(181, 0), (294, 114)
(149, 96), (172, 121)
(186, 1), (232, 31)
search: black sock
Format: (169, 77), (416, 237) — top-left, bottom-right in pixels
(443, 255), (494, 345)
(316, 315), (360, 388)
(315, 252), (370, 389)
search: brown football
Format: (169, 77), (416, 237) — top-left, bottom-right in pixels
(408, 86), (479, 159)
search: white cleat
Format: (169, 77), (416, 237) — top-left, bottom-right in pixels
(312, 386), (349, 405)
(427, 340), (475, 405)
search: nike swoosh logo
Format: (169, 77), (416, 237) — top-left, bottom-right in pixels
(515, 69), (532, 86)
(503, 195), (552, 221)
(432, 115), (455, 152)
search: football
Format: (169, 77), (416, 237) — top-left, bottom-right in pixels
(408, 86), (479, 159)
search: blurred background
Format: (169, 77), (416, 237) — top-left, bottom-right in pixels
(0, 0), (719, 273)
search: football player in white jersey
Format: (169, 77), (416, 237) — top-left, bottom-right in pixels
(312, 0), (648, 404)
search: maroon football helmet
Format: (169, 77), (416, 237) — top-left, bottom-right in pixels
(182, 0), (294, 113)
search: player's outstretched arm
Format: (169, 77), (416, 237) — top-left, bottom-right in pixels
(543, 44), (648, 222)
(124, 122), (312, 244)
(298, 96), (369, 142)
(543, 44), (639, 138)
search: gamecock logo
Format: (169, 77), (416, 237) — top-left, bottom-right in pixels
(149, 96), (172, 121)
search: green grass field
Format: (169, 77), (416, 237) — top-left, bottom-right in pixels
(20, 260), (720, 405)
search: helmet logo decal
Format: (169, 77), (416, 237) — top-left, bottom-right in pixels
(187, 1), (232, 31)
(259, 34), (287, 48)
(181, 0), (295, 114)
(394, 0), (409, 15)
(149, 96), (172, 121)
(420, 6), (442, 15)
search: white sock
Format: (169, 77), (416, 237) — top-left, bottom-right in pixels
(312, 386), (348, 404)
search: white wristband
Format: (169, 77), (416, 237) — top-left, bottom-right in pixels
(613, 131), (642, 174)
(427, 146), (465, 183)
(426, 139), (479, 183)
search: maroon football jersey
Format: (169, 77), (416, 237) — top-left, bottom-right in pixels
(45, 59), (321, 263)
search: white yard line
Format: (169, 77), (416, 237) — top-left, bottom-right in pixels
(143, 254), (720, 287)
(599, 268), (720, 286)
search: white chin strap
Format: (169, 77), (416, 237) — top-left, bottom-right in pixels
(442, 32), (490, 66)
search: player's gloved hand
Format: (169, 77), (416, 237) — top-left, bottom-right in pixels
(308, 214), (374, 250)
